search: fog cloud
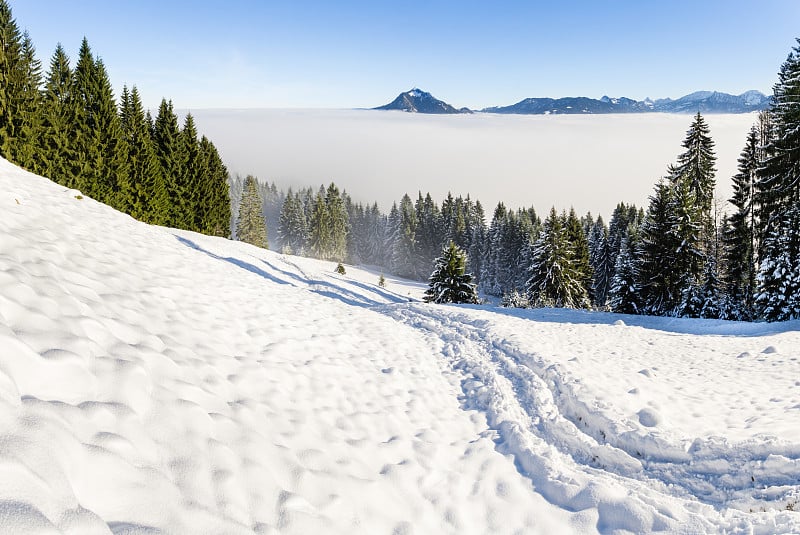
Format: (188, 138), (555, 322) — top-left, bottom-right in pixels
(187, 109), (757, 219)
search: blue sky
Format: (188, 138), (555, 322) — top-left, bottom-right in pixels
(11, 0), (800, 109)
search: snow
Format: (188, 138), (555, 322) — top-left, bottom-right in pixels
(2, 158), (800, 533)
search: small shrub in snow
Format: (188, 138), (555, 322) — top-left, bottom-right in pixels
(335, 262), (346, 275)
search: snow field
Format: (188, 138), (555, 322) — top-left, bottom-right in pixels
(0, 159), (577, 534)
(2, 157), (800, 533)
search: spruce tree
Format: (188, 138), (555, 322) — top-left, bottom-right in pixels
(325, 183), (348, 262)
(177, 113), (202, 230)
(609, 230), (639, 314)
(121, 85), (168, 224)
(0, 0), (23, 160)
(526, 207), (590, 309)
(5, 31), (41, 169)
(565, 207), (593, 303)
(424, 241), (479, 304)
(755, 204), (800, 321)
(724, 127), (759, 319)
(236, 175), (268, 248)
(308, 189), (331, 259)
(198, 136), (231, 236)
(37, 44), (75, 184)
(636, 181), (680, 314)
(152, 99), (183, 226)
(278, 189), (309, 255)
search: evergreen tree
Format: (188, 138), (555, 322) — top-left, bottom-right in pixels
(699, 255), (722, 319)
(637, 180), (681, 314)
(565, 207), (593, 303)
(72, 39), (130, 208)
(671, 113), (717, 229)
(609, 230), (639, 314)
(0, 0), (23, 159)
(308, 189), (331, 259)
(393, 193), (419, 278)
(278, 189), (309, 254)
(236, 175), (268, 248)
(757, 39), (800, 231)
(198, 136), (231, 236)
(120, 85), (168, 224)
(5, 31), (41, 169)
(177, 113), (202, 230)
(152, 99), (183, 226)
(755, 204), (800, 321)
(37, 43), (75, 185)
(724, 126), (759, 319)
(526, 207), (590, 309)
(325, 183), (348, 262)
(588, 216), (613, 307)
(424, 241), (479, 304)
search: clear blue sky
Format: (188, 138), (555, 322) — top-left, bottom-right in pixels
(10, 0), (800, 109)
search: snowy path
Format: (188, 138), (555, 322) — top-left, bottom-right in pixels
(380, 304), (800, 533)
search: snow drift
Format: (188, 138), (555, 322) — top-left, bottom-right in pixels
(1, 157), (800, 534)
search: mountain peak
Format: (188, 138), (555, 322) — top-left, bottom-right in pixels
(374, 88), (472, 114)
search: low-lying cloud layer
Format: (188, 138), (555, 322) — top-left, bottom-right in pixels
(188, 109), (758, 218)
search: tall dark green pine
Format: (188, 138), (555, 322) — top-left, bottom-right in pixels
(393, 193), (419, 278)
(325, 183), (348, 262)
(308, 189), (331, 259)
(120, 85), (168, 224)
(38, 44), (76, 185)
(177, 113), (202, 231)
(754, 39), (800, 321)
(152, 99), (183, 227)
(0, 0), (23, 160)
(424, 241), (479, 304)
(72, 39), (130, 208)
(198, 136), (231, 237)
(565, 207), (593, 303)
(724, 127), (759, 319)
(236, 175), (267, 248)
(526, 207), (590, 309)
(757, 39), (800, 230)
(671, 113), (717, 233)
(637, 180), (681, 314)
(5, 31), (41, 169)
(609, 229), (640, 314)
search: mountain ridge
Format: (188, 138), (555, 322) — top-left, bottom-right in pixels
(373, 89), (771, 114)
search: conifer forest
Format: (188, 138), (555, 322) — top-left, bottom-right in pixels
(1, 0), (799, 322)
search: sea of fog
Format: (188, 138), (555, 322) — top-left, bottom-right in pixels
(184, 109), (758, 219)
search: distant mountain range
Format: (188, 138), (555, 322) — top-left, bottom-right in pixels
(374, 88), (771, 115)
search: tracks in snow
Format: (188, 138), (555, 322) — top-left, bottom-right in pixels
(378, 303), (800, 531)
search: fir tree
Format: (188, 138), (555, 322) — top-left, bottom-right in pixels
(636, 181), (680, 314)
(278, 189), (309, 255)
(609, 230), (639, 314)
(0, 0), (23, 160)
(5, 31), (41, 169)
(120, 85), (167, 224)
(724, 127), (759, 319)
(424, 241), (479, 304)
(37, 43), (75, 185)
(526, 207), (590, 309)
(236, 175), (268, 248)
(308, 189), (331, 259)
(177, 113), (202, 230)
(565, 207), (593, 303)
(152, 99), (183, 226)
(325, 183), (348, 262)
(198, 136), (232, 237)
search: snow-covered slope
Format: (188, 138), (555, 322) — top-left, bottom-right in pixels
(2, 158), (800, 534)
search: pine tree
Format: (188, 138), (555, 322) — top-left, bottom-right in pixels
(724, 127), (759, 319)
(152, 99), (183, 226)
(565, 207), (593, 303)
(198, 136), (232, 237)
(424, 241), (479, 304)
(526, 207), (590, 309)
(37, 43), (75, 185)
(393, 193), (419, 278)
(72, 39), (130, 208)
(325, 183), (348, 262)
(120, 85), (168, 224)
(236, 175), (268, 248)
(0, 0), (23, 159)
(755, 204), (800, 321)
(278, 189), (309, 255)
(609, 230), (639, 314)
(671, 113), (717, 228)
(588, 216), (613, 307)
(177, 113), (202, 230)
(5, 31), (41, 169)
(308, 189), (331, 259)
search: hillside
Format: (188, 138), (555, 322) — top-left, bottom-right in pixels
(2, 158), (800, 534)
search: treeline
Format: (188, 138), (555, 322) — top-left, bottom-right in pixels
(0, 1), (230, 235)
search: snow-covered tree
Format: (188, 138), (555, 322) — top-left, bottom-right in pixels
(424, 241), (479, 304)
(526, 207), (589, 309)
(608, 230), (639, 314)
(236, 175), (268, 248)
(755, 204), (800, 321)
